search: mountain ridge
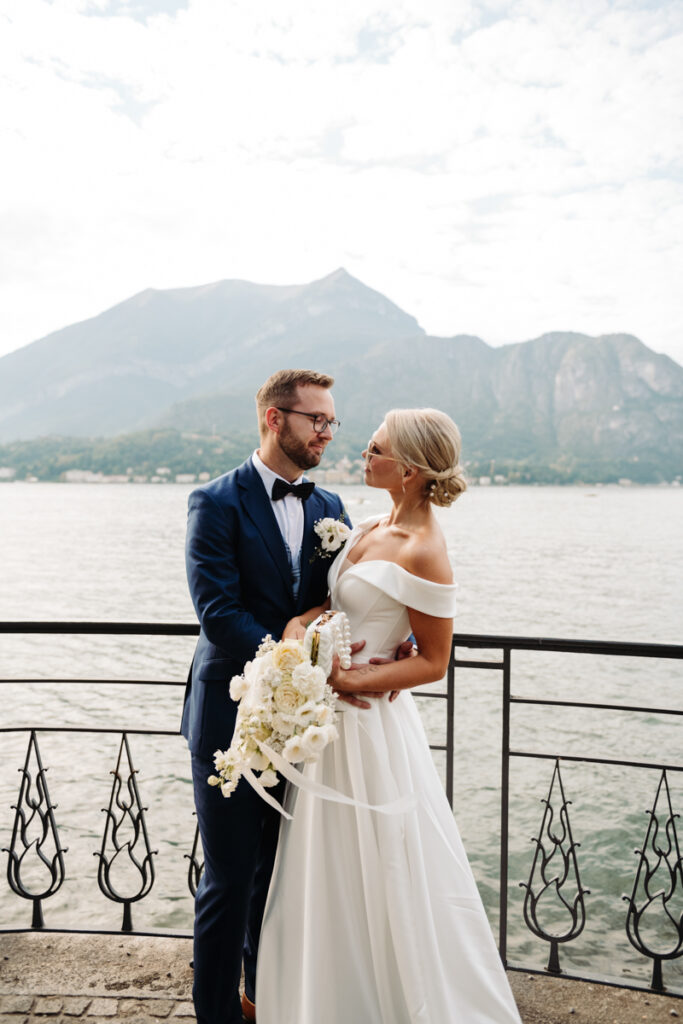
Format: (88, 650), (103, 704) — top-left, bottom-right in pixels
(0, 270), (681, 481)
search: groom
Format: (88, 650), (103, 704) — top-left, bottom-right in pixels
(182, 369), (348, 1024)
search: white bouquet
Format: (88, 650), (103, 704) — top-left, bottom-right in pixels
(209, 635), (340, 799)
(211, 617), (417, 820)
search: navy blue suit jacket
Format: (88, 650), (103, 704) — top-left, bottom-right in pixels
(182, 456), (347, 759)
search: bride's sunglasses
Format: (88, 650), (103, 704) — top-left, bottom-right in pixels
(363, 441), (402, 463)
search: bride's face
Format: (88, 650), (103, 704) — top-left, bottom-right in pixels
(362, 424), (404, 490)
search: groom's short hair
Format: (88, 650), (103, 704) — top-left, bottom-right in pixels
(255, 369), (334, 437)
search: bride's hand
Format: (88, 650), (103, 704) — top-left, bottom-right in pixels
(369, 639), (415, 702)
(282, 616), (307, 640)
(331, 644), (386, 710)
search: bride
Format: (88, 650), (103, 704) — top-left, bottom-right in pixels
(255, 408), (522, 1024)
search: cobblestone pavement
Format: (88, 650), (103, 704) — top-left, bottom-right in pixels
(2, 932), (683, 1023)
(0, 933), (195, 1024)
(0, 992), (195, 1022)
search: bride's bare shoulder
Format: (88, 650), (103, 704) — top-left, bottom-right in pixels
(400, 530), (453, 585)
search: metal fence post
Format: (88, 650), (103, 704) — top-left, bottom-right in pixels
(446, 638), (455, 808)
(499, 645), (511, 966)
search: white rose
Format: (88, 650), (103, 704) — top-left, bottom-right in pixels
(274, 680), (305, 714)
(259, 768), (279, 788)
(272, 640), (306, 673)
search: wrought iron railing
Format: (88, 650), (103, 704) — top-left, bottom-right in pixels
(0, 621), (452, 934)
(452, 632), (683, 995)
(1, 622), (682, 996)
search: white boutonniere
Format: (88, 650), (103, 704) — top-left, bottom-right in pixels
(311, 514), (351, 562)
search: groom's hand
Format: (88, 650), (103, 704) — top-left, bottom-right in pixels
(334, 641), (385, 710)
(282, 615), (307, 640)
(369, 640), (416, 702)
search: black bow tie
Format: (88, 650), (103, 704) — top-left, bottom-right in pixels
(271, 479), (316, 502)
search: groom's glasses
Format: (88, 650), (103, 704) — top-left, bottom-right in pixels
(276, 408), (341, 434)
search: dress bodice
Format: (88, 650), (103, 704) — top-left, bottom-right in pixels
(328, 516), (457, 662)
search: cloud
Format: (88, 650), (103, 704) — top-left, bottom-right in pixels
(1, 0), (682, 364)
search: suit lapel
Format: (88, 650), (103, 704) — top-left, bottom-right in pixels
(238, 459), (292, 594)
(298, 490), (327, 610)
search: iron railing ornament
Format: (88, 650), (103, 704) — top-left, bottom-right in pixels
(94, 732), (157, 931)
(185, 818), (204, 897)
(520, 758), (589, 973)
(3, 730), (67, 928)
(2, 621), (683, 999)
(623, 769), (683, 992)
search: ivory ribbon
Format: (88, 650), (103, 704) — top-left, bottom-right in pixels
(242, 739), (417, 820)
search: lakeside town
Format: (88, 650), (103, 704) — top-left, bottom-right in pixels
(0, 458), (679, 488)
(0, 426), (680, 488)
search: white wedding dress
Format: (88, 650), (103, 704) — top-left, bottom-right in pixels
(256, 516), (522, 1024)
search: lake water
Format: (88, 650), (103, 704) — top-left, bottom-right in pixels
(0, 482), (681, 989)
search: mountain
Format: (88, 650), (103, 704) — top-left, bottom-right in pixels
(157, 330), (683, 476)
(1, 270), (682, 480)
(327, 329), (683, 462)
(0, 269), (421, 440)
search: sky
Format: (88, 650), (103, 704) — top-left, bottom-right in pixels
(2, 0), (683, 365)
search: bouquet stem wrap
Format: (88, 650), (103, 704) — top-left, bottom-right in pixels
(251, 740), (417, 819)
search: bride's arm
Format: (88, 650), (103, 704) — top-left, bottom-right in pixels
(281, 597), (331, 640)
(330, 608), (452, 695)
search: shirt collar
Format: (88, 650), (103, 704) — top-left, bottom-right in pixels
(252, 449), (304, 494)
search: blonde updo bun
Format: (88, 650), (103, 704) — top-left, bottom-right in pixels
(384, 408), (467, 507)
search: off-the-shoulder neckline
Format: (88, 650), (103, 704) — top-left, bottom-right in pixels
(339, 558), (456, 590)
(342, 515), (454, 588)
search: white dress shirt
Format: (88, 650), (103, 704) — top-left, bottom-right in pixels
(252, 450), (306, 562)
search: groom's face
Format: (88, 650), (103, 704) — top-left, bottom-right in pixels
(277, 385), (336, 471)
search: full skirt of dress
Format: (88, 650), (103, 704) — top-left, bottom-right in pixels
(255, 691), (522, 1024)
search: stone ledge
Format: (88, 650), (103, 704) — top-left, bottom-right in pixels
(0, 935), (193, 1001)
(2, 932), (683, 1023)
(509, 973), (683, 1024)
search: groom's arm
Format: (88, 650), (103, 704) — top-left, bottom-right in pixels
(186, 488), (283, 665)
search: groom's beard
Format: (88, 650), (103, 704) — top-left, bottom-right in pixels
(278, 422), (326, 470)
